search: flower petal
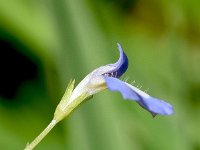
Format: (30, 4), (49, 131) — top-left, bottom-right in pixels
(105, 77), (174, 116)
(104, 43), (128, 78)
(68, 43), (128, 104)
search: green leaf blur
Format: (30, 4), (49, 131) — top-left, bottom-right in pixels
(0, 0), (199, 150)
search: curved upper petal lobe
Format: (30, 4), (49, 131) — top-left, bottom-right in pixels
(103, 43), (128, 78)
(105, 77), (174, 116)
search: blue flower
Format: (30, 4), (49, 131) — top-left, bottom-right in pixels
(61, 43), (174, 118)
(25, 43), (174, 150)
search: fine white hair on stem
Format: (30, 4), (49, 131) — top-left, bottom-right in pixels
(136, 83), (140, 88)
(123, 76), (129, 82)
(144, 88), (150, 94)
(121, 75), (129, 82)
(131, 80), (136, 85)
(121, 76), (150, 96)
(122, 76), (143, 90)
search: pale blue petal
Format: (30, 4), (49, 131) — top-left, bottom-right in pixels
(105, 77), (174, 116)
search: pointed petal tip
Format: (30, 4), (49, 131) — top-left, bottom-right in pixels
(165, 105), (174, 115)
(163, 102), (174, 115)
(148, 99), (174, 116)
(117, 43), (123, 53)
(151, 104), (174, 117)
(117, 43), (121, 47)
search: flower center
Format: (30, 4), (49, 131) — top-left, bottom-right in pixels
(103, 71), (118, 78)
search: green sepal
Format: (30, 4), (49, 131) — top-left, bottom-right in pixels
(56, 79), (75, 110)
(53, 80), (90, 122)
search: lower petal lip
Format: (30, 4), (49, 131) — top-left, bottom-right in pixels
(104, 76), (174, 116)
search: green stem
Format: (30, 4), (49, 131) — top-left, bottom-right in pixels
(24, 119), (58, 150)
(24, 79), (89, 149)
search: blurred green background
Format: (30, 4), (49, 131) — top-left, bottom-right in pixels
(0, 0), (200, 150)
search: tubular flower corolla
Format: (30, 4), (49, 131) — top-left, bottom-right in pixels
(55, 43), (173, 121)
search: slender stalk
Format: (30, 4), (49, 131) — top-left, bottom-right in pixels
(24, 119), (58, 150)
(24, 79), (86, 150)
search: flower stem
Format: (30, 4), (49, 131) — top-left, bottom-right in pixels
(24, 119), (58, 150)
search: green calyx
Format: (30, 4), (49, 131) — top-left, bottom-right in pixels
(54, 79), (89, 122)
